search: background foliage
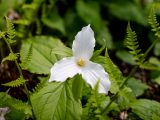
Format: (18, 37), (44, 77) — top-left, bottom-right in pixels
(0, 0), (160, 120)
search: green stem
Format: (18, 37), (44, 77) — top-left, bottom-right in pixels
(102, 66), (137, 114)
(144, 38), (159, 57)
(3, 37), (36, 119)
(102, 37), (159, 115)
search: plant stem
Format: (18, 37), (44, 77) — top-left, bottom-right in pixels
(101, 66), (137, 114)
(102, 37), (159, 115)
(144, 38), (159, 57)
(3, 37), (36, 119)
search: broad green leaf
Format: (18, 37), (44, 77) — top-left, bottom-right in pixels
(76, 1), (101, 31)
(149, 57), (160, 67)
(131, 99), (160, 119)
(116, 50), (135, 65)
(0, 0), (22, 29)
(64, 10), (84, 43)
(107, 2), (147, 25)
(31, 82), (81, 120)
(51, 46), (72, 57)
(42, 9), (66, 35)
(0, 92), (32, 120)
(154, 42), (160, 56)
(0, 0), (21, 17)
(72, 74), (84, 101)
(96, 26), (113, 49)
(154, 75), (160, 85)
(20, 36), (66, 74)
(127, 78), (149, 97)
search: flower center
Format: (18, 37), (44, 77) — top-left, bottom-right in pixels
(77, 58), (85, 67)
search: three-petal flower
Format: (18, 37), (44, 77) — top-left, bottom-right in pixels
(49, 25), (111, 94)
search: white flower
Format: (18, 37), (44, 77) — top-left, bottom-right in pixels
(0, 107), (10, 120)
(49, 25), (111, 94)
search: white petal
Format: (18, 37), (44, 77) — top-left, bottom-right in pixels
(49, 57), (80, 82)
(72, 25), (95, 60)
(81, 61), (111, 94)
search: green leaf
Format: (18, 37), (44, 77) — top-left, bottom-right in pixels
(127, 78), (149, 97)
(20, 36), (66, 74)
(0, 92), (32, 119)
(149, 57), (160, 67)
(51, 45), (72, 57)
(154, 75), (160, 85)
(154, 42), (160, 56)
(96, 26), (113, 49)
(2, 53), (19, 63)
(91, 44), (106, 59)
(2, 76), (26, 87)
(107, 2), (147, 25)
(131, 99), (160, 119)
(116, 50), (135, 65)
(76, 1), (101, 30)
(72, 74), (84, 101)
(31, 82), (82, 120)
(42, 9), (66, 35)
(147, 57), (160, 70)
(0, 0), (20, 17)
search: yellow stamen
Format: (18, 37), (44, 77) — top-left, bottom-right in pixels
(77, 58), (85, 67)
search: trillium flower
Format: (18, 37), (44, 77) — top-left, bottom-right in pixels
(49, 25), (111, 94)
(0, 107), (10, 120)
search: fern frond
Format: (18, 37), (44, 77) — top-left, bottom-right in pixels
(148, 7), (160, 38)
(0, 92), (32, 117)
(2, 76), (26, 87)
(0, 31), (5, 39)
(30, 77), (48, 94)
(124, 23), (145, 65)
(20, 43), (32, 69)
(31, 82), (44, 94)
(1, 53), (19, 63)
(5, 17), (16, 43)
(93, 80), (101, 111)
(11, 101), (32, 116)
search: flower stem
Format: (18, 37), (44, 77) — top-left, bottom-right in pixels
(3, 37), (36, 119)
(102, 37), (159, 115)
